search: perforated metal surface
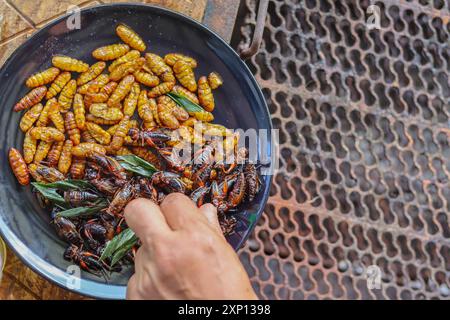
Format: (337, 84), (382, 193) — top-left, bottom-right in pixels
(236, 0), (450, 300)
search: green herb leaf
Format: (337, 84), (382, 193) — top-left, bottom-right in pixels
(167, 92), (214, 122)
(31, 182), (66, 206)
(110, 241), (136, 266)
(100, 228), (138, 264)
(56, 205), (105, 218)
(117, 155), (157, 178)
(40, 179), (94, 190)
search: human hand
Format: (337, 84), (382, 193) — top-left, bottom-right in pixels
(124, 193), (257, 300)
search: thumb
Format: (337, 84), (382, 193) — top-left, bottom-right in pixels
(199, 203), (222, 235)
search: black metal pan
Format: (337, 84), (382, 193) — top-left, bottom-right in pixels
(0, 3), (271, 299)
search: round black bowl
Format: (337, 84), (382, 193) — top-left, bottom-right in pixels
(0, 3), (272, 299)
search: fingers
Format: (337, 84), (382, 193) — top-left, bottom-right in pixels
(126, 274), (139, 300)
(199, 203), (222, 234)
(159, 193), (201, 230)
(124, 198), (171, 244)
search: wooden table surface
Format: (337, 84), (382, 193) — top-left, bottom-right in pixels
(0, 0), (240, 300)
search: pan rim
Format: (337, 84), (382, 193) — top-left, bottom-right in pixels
(0, 2), (272, 299)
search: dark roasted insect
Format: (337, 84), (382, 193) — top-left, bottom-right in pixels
(53, 216), (82, 245)
(127, 128), (171, 148)
(64, 190), (99, 207)
(87, 152), (127, 181)
(190, 185), (211, 207)
(34, 164), (65, 182)
(216, 172), (246, 213)
(63, 244), (108, 275)
(244, 163), (260, 202)
(107, 180), (136, 216)
(82, 219), (108, 253)
(137, 177), (158, 203)
(90, 177), (120, 196)
(151, 171), (186, 194)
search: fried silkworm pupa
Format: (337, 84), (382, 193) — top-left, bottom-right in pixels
(145, 53), (176, 97)
(58, 140), (73, 174)
(89, 103), (124, 121)
(207, 72), (223, 89)
(110, 115), (130, 151)
(137, 90), (155, 125)
(134, 70), (159, 88)
(73, 93), (86, 130)
(48, 104), (65, 133)
(109, 57), (144, 81)
(197, 76), (214, 112)
(76, 61), (106, 86)
(70, 158), (86, 179)
(86, 122), (111, 145)
(108, 50), (141, 72)
(58, 79), (77, 112)
(28, 163), (45, 183)
(156, 96), (180, 129)
(46, 72), (71, 99)
(33, 140), (53, 164)
(107, 75), (135, 107)
(164, 53), (197, 68)
(171, 85), (199, 104)
(84, 81), (118, 106)
(26, 67), (60, 88)
(173, 60), (197, 92)
(123, 83), (140, 116)
(29, 127), (65, 142)
(46, 140), (64, 167)
(72, 143), (106, 158)
(92, 44), (130, 61)
(23, 130), (37, 164)
(85, 114), (121, 126)
(65, 111), (81, 145)
(19, 103), (43, 132)
(116, 23), (146, 52)
(9, 148), (30, 185)
(36, 98), (58, 127)
(77, 74), (110, 95)
(13, 86), (47, 112)
(52, 55), (89, 72)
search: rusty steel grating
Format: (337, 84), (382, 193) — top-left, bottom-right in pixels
(235, 0), (450, 300)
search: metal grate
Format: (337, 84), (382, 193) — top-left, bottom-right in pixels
(235, 0), (450, 300)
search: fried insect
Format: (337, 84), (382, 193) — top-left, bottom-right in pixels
(46, 141), (64, 167)
(65, 112), (81, 145)
(49, 105), (65, 133)
(131, 147), (163, 170)
(109, 57), (144, 81)
(171, 85), (199, 104)
(86, 122), (111, 145)
(52, 55), (89, 72)
(207, 72), (223, 89)
(164, 53), (197, 68)
(87, 152), (126, 181)
(190, 185), (211, 207)
(108, 50), (141, 72)
(89, 103), (124, 121)
(19, 103), (43, 132)
(110, 116), (130, 151)
(58, 79), (77, 112)
(64, 244), (107, 275)
(73, 93), (86, 130)
(78, 74), (110, 95)
(173, 60), (197, 92)
(123, 83), (140, 116)
(58, 140), (73, 174)
(64, 190), (99, 207)
(90, 177), (119, 196)
(23, 131), (37, 164)
(134, 70), (159, 88)
(127, 128), (171, 148)
(81, 130), (96, 143)
(53, 217), (83, 246)
(107, 180), (136, 216)
(30, 127), (64, 142)
(72, 143), (106, 158)
(137, 90), (155, 125)
(9, 148), (30, 185)
(33, 140), (52, 164)
(84, 81), (118, 106)
(86, 114), (121, 126)
(107, 75), (135, 107)
(92, 44), (130, 61)
(13, 86), (47, 112)
(26, 67), (60, 88)
(197, 76), (214, 112)
(151, 171), (186, 194)
(77, 62), (106, 86)
(35, 164), (65, 182)
(46, 72), (71, 99)
(157, 95), (189, 129)
(116, 23), (146, 52)
(244, 163), (260, 202)
(145, 53), (175, 97)
(70, 158), (86, 179)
